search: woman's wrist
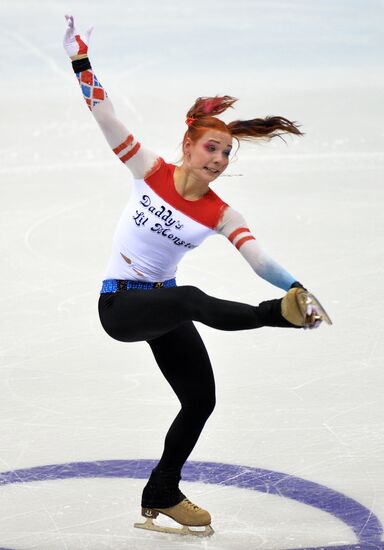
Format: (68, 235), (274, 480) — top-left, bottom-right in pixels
(70, 53), (89, 61)
(71, 57), (91, 73)
(290, 281), (307, 291)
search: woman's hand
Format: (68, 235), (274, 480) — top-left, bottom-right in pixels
(63, 14), (93, 60)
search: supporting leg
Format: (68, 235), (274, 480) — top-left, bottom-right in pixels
(134, 322), (215, 534)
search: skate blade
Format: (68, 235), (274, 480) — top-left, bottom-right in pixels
(134, 518), (214, 537)
(298, 292), (333, 325)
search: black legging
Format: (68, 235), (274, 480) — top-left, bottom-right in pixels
(98, 285), (292, 472)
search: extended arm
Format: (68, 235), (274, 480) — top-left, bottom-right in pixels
(63, 15), (159, 179)
(216, 207), (331, 328)
(217, 206), (300, 291)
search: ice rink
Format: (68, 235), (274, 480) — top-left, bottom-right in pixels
(1, 0), (384, 548)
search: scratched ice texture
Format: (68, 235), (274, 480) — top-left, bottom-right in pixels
(0, 0), (383, 548)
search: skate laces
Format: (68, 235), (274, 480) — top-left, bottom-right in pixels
(182, 498), (201, 511)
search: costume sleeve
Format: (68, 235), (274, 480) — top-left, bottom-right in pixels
(72, 58), (159, 179)
(216, 206), (297, 291)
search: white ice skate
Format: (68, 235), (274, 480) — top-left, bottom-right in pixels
(134, 498), (214, 537)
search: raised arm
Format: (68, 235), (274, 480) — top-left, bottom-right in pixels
(217, 206), (301, 291)
(63, 15), (159, 179)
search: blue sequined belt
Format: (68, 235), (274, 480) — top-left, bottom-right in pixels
(100, 278), (177, 293)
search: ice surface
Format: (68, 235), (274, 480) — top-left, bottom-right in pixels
(1, 0), (383, 548)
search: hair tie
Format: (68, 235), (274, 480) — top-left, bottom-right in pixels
(185, 116), (195, 127)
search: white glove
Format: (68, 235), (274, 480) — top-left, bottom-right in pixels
(63, 14), (93, 60)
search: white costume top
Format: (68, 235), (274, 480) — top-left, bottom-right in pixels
(75, 66), (296, 290)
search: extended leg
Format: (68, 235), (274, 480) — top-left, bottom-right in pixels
(98, 285), (292, 342)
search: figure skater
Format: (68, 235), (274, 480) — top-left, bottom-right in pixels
(63, 15), (331, 537)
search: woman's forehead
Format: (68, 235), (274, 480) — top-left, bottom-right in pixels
(199, 130), (233, 147)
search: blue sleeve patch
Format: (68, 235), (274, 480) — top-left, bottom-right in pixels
(81, 84), (91, 98)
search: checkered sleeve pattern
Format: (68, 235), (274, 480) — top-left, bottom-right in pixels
(71, 57), (158, 177)
(76, 69), (107, 111)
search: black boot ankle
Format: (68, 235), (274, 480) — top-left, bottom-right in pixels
(141, 468), (186, 509)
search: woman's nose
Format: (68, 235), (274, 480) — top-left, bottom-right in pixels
(213, 152), (223, 163)
(214, 155), (227, 165)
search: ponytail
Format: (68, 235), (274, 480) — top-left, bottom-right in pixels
(183, 95), (303, 147)
(228, 116), (303, 141)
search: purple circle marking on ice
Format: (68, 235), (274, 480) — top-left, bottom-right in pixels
(0, 459), (383, 550)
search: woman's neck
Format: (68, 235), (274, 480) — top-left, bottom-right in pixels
(173, 165), (209, 201)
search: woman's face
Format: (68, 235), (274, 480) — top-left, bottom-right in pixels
(184, 130), (232, 182)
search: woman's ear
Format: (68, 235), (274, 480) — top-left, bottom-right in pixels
(183, 138), (192, 159)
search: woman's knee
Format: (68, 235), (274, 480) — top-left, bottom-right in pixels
(204, 393), (216, 417)
(182, 391), (216, 419)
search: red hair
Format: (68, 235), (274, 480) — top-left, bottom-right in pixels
(183, 95), (303, 151)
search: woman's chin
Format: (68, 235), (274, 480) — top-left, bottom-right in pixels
(202, 168), (221, 181)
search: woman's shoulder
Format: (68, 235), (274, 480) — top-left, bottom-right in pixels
(143, 157), (174, 181)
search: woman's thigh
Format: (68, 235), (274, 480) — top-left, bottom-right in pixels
(98, 286), (195, 342)
(147, 321), (216, 410)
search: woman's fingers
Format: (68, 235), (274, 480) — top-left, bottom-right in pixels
(64, 14), (74, 32)
(63, 15), (75, 44)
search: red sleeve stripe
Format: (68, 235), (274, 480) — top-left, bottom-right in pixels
(228, 227), (250, 243)
(120, 141), (141, 163)
(113, 134), (134, 155)
(235, 235), (256, 250)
